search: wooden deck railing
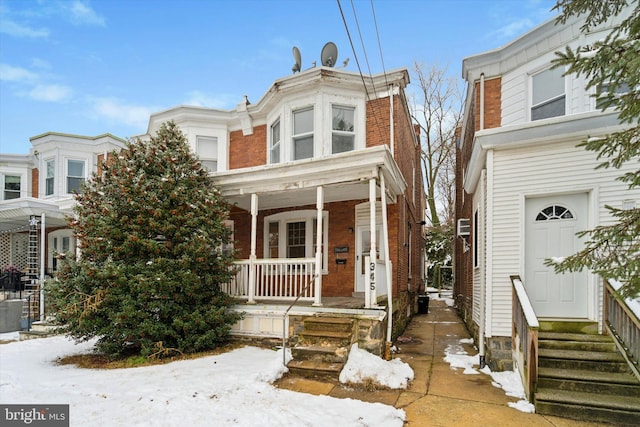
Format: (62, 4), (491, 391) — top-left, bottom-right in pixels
(222, 258), (317, 302)
(604, 279), (640, 379)
(511, 275), (539, 402)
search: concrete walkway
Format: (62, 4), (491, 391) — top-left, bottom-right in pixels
(275, 298), (611, 427)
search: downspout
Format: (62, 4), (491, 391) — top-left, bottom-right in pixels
(389, 84), (395, 157)
(478, 72), (486, 369)
(39, 213), (46, 322)
(380, 171), (393, 360)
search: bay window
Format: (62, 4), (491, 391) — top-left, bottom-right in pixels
(332, 105), (355, 153)
(197, 136), (218, 172)
(45, 159), (55, 196)
(3, 175), (20, 200)
(67, 159), (85, 194)
(292, 107), (314, 160)
(270, 119), (281, 164)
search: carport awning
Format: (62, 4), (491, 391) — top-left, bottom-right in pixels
(213, 145), (406, 211)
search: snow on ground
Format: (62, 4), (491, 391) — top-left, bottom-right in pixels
(339, 343), (414, 388)
(0, 336), (406, 427)
(426, 287), (455, 307)
(444, 338), (535, 413)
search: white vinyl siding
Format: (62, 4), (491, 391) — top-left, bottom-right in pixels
(486, 139), (639, 337)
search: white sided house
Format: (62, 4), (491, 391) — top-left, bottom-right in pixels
(455, 4), (640, 423)
(0, 133), (125, 331)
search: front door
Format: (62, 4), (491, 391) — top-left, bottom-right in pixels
(525, 193), (589, 318)
(355, 226), (382, 292)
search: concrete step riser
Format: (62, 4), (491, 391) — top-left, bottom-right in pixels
(539, 341), (617, 352)
(299, 335), (352, 348)
(302, 321), (354, 333)
(538, 321), (599, 335)
(539, 357), (631, 373)
(535, 401), (640, 426)
(537, 378), (640, 397)
(291, 349), (348, 364)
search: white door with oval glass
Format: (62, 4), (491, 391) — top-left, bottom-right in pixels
(524, 193), (589, 318)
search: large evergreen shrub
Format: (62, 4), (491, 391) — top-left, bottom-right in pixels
(49, 121), (242, 358)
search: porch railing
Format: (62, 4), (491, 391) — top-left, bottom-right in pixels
(222, 258), (317, 302)
(604, 279), (640, 379)
(511, 275), (539, 402)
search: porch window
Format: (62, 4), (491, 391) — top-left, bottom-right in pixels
(287, 221), (306, 258)
(332, 105), (355, 153)
(197, 136), (218, 172)
(268, 221), (279, 257)
(270, 119), (281, 164)
(292, 107), (314, 160)
(531, 67), (565, 121)
(3, 175), (20, 200)
(66, 159), (85, 194)
(263, 210), (328, 272)
(45, 159), (55, 196)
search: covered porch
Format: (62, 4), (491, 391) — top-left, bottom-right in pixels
(216, 146), (406, 310)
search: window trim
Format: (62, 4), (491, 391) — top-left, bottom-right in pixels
(530, 66), (566, 121)
(263, 210), (329, 274)
(331, 104), (355, 154)
(2, 174), (21, 200)
(45, 159), (55, 196)
(66, 158), (86, 194)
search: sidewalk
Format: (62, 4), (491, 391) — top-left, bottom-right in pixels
(275, 298), (611, 427)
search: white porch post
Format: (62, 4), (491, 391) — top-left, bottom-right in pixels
(39, 213), (46, 321)
(248, 193), (258, 304)
(380, 172), (393, 357)
(313, 186), (323, 307)
(367, 177), (378, 308)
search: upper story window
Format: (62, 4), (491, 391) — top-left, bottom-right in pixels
(66, 159), (85, 194)
(531, 67), (565, 121)
(197, 136), (218, 172)
(3, 175), (20, 200)
(45, 159), (55, 196)
(595, 81), (631, 110)
(332, 105), (355, 153)
(293, 107), (314, 160)
(270, 119), (281, 164)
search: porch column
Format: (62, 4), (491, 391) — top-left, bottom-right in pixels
(313, 186), (323, 307)
(380, 172), (393, 358)
(367, 177), (378, 308)
(40, 213), (46, 321)
(248, 193), (258, 304)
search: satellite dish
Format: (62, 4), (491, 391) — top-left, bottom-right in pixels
(292, 46), (302, 73)
(321, 42), (338, 67)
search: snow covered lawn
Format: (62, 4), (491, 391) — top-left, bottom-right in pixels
(0, 334), (406, 426)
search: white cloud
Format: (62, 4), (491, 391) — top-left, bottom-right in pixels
(30, 58), (52, 70)
(495, 18), (535, 38)
(0, 19), (49, 38)
(183, 90), (236, 109)
(29, 84), (73, 102)
(0, 64), (39, 83)
(67, 1), (106, 27)
(91, 97), (154, 128)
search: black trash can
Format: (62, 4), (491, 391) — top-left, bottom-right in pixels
(417, 295), (430, 314)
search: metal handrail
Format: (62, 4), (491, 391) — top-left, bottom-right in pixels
(281, 273), (320, 365)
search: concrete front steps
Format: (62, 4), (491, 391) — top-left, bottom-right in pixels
(535, 322), (640, 426)
(18, 319), (58, 340)
(287, 316), (355, 379)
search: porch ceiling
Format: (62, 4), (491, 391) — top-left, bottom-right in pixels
(214, 145), (407, 211)
(0, 198), (71, 232)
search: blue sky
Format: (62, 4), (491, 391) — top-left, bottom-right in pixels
(0, 0), (557, 153)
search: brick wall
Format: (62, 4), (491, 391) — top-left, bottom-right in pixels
(473, 77), (502, 131)
(229, 125), (267, 169)
(31, 168), (39, 198)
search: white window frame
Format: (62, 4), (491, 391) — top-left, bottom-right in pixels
(1, 173), (22, 200)
(66, 158), (86, 194)
(263, 210), (329, 274)
(48, 229), (75, 273)
(292, 107), (314, 160)
(196, 136), (219, 172)
(45, 159), (55, 196)
(269, 118), (281, 164)
(530, 66), (566, 121)
(331, 104), (355, 154)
